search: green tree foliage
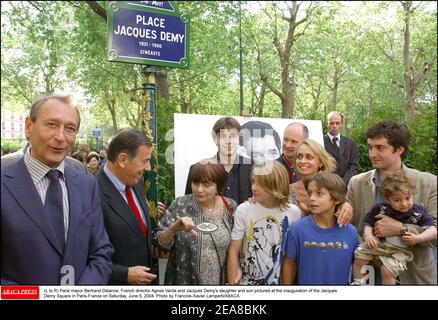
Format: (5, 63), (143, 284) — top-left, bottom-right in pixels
(1, 1), (72, 108)
(1, 140), (23, 154)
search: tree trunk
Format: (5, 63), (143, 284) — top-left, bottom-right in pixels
(280, 61), (293, 117)
(367, 81), (373, 119)
(401, 1), (436, 122)
(405, 90), (415, 122)
(311, 81), (322, 111)
(85, 1), (107, 20)
(107, 99), (118, 133)
(373, 2), (436, 122)
(179, 82), (189, 113)
(281, 95), (292, 119)
(281, 81), (296, 119)
(259, 1), (313, 119)
(402, 1), (413, 122)
(156, 68), (170, 100)
(332, 82), (338, 109)
(257, 83), (266, 117)
(135, 102), (142, 128)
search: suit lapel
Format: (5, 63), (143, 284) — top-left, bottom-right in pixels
(402, 166), (426, 207)
(338, 136), (345, 156)
(63, 167), (81, 261)
(100, 171), (145, 240)
(2, 159), (63, 255)
(324, 135), (331, 151)
(362, 171), (376, 216)
(325, 135), (338, 158)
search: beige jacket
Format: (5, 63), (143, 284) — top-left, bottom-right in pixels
(347, 165), (437, 285)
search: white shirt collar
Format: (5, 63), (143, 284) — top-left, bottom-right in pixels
(327, 133), (340, 142)
(24, 147), (65, 184)
(103, 163), (127, 193)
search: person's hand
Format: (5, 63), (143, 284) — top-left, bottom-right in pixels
(296, 200), (311, 215)
(335, 202), (353, 227)
(173, 216), (198, 237)
(228, 268), (243, 285)
(127, 266), (157, 285)
(234, 268), (243, 285)
(402, 232), (421, 246)
(364, 234), (380, 249)
(373, 214), (402, 238)
(157, 202), (166, 219)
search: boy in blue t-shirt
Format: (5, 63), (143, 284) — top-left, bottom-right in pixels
(282, 172), (358, 285)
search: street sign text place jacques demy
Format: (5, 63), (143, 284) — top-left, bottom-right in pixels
(107, 1), (190, 68)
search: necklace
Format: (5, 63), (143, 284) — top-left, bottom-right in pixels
(204, 196), (216, 212)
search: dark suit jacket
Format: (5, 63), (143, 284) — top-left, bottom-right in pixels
(323, 134), (359, 186)
(1, 159), (113, 285)
(184, 155), (252, 205)
(96, 169), (153, 284)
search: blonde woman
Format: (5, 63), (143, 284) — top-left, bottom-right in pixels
(291, 139), (352, 226)
(227, 161), (301, 285)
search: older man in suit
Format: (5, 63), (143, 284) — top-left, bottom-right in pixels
(347, 120), (437, 285)
(324, 111), (359, 186)
(1, 94), (113, 285)
(96, 128), (157, 285)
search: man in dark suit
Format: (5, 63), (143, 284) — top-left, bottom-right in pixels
(323, 111), (359, 186)
(96, 128), (157, 285)
(1, 94), (113, 285)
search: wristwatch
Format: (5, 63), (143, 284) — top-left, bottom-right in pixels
(400, 223), (408, 236)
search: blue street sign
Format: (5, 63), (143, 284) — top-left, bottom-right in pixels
(92, 129), (101, 138)
(107, 1), (190, 69)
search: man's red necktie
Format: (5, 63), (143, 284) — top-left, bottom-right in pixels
(125, 186), (147, 238)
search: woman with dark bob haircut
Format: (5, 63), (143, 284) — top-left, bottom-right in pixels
(153, 161), (237, 285)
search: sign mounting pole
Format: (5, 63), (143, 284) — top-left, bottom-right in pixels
(141, 65), (158, 215)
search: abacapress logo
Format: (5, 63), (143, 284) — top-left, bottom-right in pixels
(1, 286), (39, 299)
